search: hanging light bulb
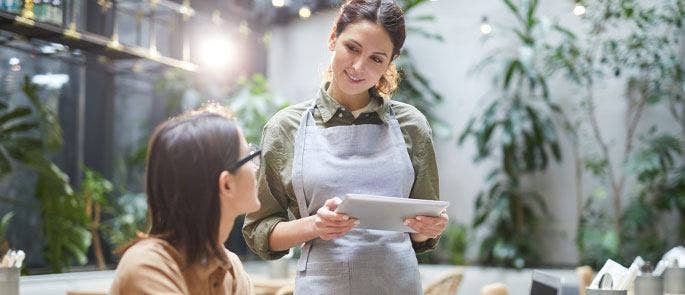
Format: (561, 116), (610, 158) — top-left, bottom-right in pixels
(299, 6), (311, 19)
(9, 57), (20, 72)
(239, 21), (251, 37)
(262, 32), (272, 46)
(573, 3), (586, 16)
(211, 10), (223, 26)
(480, 16), (492, 35)
(272, 0), (285, 7)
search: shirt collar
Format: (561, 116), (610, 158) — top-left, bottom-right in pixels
(316, 82), (389, 123)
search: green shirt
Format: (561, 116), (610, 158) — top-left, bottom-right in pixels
(242, 85), (440, 260)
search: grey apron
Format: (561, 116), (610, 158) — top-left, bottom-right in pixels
(292, 101), (421, 295)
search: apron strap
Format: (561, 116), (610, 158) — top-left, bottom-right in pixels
(293, 101), (316, 272)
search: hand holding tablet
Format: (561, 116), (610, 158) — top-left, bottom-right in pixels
(335, 194), (449, 233)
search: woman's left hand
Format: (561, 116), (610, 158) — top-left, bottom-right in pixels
(405, 210), (448, 242)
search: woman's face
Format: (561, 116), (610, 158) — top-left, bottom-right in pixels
(328, 20), (394, 96)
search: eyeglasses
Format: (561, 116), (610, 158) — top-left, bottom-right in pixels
(227, 144), (261, 172)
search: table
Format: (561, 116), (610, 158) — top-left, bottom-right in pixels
(18, 262), (580, 295)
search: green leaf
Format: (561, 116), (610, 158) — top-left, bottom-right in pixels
(503, 0), (520, 17)
(504, 60), (523, 89)
(553, 24), (577, 39)
(406, 27), (444, 42)
(458, 118), (476, 145)
(2, 122), (38, 134)
(0, 211), (14, 243)
(409, 14), (436, 22)
(0, 107), (31, 125)
(526, 0), (539, 29)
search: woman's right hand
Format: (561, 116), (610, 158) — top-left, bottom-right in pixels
(312, 197), (358, 240)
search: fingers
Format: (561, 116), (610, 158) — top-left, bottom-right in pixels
(405, 213), (449, 238)
(314, 199), (358, 240)
(317, 220), (358, 240)
(317, 199), (352, 224)
(317, 206), (350, 222)
(320, 227), (355, 240)
(405, 220), (441, 238)
(314, 216), (358, 229)
(411, 213), (449, 226)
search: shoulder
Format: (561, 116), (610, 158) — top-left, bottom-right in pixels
(111, 238), (185, 293)
(115, 238), (183, 277)
(264, 100), (310, 133)
(389, 100), (432, 139)
(261, 100), (310, 147)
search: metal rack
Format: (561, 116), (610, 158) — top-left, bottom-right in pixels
(0, 0), (197, 71)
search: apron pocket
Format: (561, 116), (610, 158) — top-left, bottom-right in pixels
(295, 261), (350, 295)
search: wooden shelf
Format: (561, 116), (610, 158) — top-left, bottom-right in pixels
(0, 9), (197, 71)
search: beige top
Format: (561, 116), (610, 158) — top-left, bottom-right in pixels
(110, 238), (254, 295)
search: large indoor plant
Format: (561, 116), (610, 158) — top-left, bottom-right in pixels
(459, 0), (576, 268)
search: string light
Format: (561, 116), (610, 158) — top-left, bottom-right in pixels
(9, 57), (20, 72)
(211, 10), (224, 26)
(262, 32), (272, 46)
(299, 6), (311, 19)
(239, 21), (251, 37)
(480, 16), (492, 35)
(573, 3), (586, 16)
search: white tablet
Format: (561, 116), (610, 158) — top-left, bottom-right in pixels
(335, 194), (449, 233)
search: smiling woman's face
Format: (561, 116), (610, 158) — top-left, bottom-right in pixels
(328, 20), (394, 97)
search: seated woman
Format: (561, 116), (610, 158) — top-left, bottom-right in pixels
(110, 104), (260, 294)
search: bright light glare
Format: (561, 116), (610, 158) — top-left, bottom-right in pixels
(573, 4), (586, 16)
(480, 23), (492, 35)
(272, 0), (285, 7)
(299, 6), (311, 18)
(32, 73), (69, 89)
(198, 37), (233, 70)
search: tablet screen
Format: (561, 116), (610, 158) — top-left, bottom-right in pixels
(530, 271), (561, 295)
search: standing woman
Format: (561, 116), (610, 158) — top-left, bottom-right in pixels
(243, 0), (448, 294)
(111, 104), (259, 294)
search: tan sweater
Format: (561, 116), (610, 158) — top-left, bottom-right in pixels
(110, 238), (253, 295)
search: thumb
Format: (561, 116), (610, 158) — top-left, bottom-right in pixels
(325, 197), (342, 211)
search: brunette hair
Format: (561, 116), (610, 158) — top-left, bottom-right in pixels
(142, 103), (241, 266)
(330, 0), (406, 96)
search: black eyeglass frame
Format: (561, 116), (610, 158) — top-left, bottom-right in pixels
(227, 149), (261, 172)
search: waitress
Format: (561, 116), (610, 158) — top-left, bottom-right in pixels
(243, 0), (448, 293)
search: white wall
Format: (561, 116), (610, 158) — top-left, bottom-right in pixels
(265, 0), (680, 265)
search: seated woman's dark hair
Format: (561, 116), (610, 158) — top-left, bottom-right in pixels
(144, 103), (241, 266)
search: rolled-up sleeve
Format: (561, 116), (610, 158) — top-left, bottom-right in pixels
(404, 106), (441, 254)
(242, 122), (291, 260)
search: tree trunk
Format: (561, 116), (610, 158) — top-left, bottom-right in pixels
(91, 204), (105, 270)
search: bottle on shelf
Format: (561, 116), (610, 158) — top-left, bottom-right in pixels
(51, 0), (62, 25)
(32, 0), (43, 21)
